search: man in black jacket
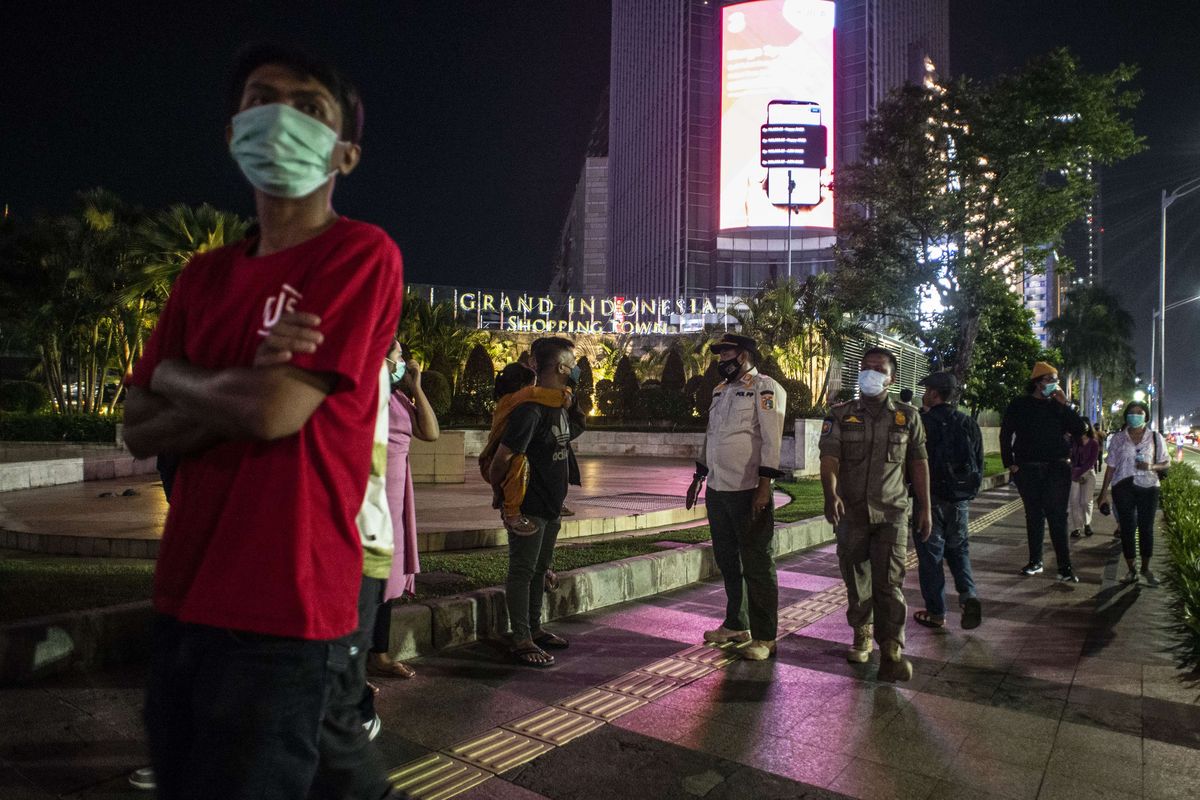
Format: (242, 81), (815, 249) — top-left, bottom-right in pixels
(1000, 362), (1087, 582)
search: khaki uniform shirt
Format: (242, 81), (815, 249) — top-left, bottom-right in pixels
(699, 368), (787, 492)
(819, 395), (927, 524)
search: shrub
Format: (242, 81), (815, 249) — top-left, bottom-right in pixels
(611, 355), (639, 418)
(0, 381), (51, 413)
(1161, 462), (1200, 670)
(594, 378), (616, 417)
(633, 386), (693, 421)
(661, 348), (686, 394)
(451, 344), (496, 417)
(420, 370), (452, 418)
(576, 356), (595, 414)
(690, 362), (722, 419)
(0, 413), (117, 442)
(774, 377), (813, 421)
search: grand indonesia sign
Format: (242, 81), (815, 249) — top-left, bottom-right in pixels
(411, 285), (728, 335)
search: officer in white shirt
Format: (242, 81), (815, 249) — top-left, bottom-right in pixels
(686, 334), (787, 661)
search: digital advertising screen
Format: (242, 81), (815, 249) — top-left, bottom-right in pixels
(719, 0), (835, 231)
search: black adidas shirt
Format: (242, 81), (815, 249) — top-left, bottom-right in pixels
(502, 403), (577, 519)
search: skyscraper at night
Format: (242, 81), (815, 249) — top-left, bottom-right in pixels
(604, 0), (949, 298)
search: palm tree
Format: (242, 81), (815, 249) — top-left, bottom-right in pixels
(1048, 282), (1135, 421)
(396, 293), (480, 390)
(129, 203), (253, 302)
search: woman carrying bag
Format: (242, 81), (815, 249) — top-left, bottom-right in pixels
(1097, 401), (1170, 586)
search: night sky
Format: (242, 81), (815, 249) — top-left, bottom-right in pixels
(2, 1), (1198, 415)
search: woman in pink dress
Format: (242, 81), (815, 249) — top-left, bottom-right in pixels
(368, 342), (439, 679)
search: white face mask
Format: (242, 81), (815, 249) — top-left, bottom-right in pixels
(858, 369), (889, 398)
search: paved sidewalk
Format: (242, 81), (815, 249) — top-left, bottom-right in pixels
(2, 484), (1198, 799)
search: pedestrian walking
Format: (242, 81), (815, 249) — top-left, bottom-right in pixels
(999, 362), (1087, 582)
(1069, 421), (1100, 538)
(123, 43), (403, 800)
(912, 371), (983, 631)
(1097, 402), (1170, 586)
(488, 337), (583, 667)
(819, 347), (931, 681)
(685, 334), (787, 661)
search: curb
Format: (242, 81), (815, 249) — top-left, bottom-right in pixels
(0, 474), (1010, 685)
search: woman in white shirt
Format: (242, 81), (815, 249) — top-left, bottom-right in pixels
(1097, 401), (1170, 585)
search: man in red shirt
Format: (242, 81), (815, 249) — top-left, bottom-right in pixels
(124, 44), (402, 800)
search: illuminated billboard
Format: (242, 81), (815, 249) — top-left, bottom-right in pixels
(720, 0), (835, 231)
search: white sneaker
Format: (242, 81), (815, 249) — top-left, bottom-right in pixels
(847, 624), (873, 663)
(703, 626), (751, 644)
(740, 639), (776, 661)
(128, 767), (156, 791)
(363, 713), (382, 742)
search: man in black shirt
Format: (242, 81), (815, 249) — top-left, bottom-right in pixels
(1000, 362), (1087, 582)
(489, 337), (582, 667)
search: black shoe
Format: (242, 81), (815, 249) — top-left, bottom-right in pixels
(1070, 529), (1082, 539)
(1141, 568), (1160, 587)
(961, 597), (983, 630)
(1020, 562), (1044, 576)
(1084, 525), (1094, 537)
(1056, 567), (1080, 584)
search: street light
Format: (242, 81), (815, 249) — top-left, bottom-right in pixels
(1158, 179), (1200, 432)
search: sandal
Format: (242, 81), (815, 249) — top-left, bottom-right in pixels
(533, 630), (569, 650)
(913, 610), (946, 629)
(511, 644), (555, 668)
(368, 653), (416, 679)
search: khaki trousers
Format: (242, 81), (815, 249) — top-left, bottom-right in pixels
(836, 515), (909, 647)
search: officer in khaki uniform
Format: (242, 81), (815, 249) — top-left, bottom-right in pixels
(686, 334), (787, 661)
(820, 346), (932, 682)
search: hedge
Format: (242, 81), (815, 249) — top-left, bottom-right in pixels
(0, 381), (51, 414)
(0, 413), (118, 442)
(1161, 462), (1200, 671)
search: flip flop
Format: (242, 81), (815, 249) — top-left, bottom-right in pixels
(533, 631), (569, 650)
(913, 610), (946, 629)
(512, 644), (555, 668)
(368, 655), (416, 679)
(961, 597), (982, 630)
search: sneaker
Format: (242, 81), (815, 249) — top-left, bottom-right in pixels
(1084, 525), (1094, 537)
(1141, 568), (1161, 587)
(877, 641), (913, 682)
(703, 625), (751, 644)
(1020, 562), (1044, 576)
(1056, 568), (1080, 583)
(1121, 570), (1138, 584)
(847, 624), (873, 663)
(128, 767), (156, 791)
(1070, 529), (1082, 539)
(740, 639), (776, 661)
(363, 713), (382, 742)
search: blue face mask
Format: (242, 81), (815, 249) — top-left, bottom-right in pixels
(229, 103), (343, 198)
(567, 364), (581, 386)
(1126, 413), (1146, 429)
(389, 360), (406, 384)
(1041, 381), (1059, 397)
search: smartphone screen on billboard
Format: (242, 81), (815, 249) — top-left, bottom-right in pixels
(764, 100), (823, 207)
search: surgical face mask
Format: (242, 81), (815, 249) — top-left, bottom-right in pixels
(229, 103), (343, 198)
(1126, 413), (1146, 429)
(716, 357), (742, 382)
(389, 360), (406, 384)
(1041, 381), (1059, 397)
(566, 364), (581, 387)
(858, 369), (888, 398)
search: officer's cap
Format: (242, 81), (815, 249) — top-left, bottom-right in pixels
(709, 334), (759, 359)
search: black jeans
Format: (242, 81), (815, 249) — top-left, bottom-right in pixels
(505, 515), (561, 641)
(707, 488), (778, 641)
(1112, 480), (1159, 562)
(1014, 461), (1073, 571)
(145, 614), (393, 800)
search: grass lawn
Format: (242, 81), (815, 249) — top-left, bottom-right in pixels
(0, 557), (155, 624)
(984, 452), (1005, 477)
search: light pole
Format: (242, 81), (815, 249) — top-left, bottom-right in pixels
(1150, 291), (1200, 427)
(1159, 179), (1200, 431)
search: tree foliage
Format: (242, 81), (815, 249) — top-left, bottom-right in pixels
(611, 355), (639, 417)
(661, 347), (687, 394)
(1047, 282), (1135, 395)
(575, 356), (595, 414)
(836, 49), (1143, 387)
(452, 343), (496, 418)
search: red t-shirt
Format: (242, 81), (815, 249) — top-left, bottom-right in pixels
(128, 218), (403, 640)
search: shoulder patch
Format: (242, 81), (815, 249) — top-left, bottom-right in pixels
(820, 416), (833, 437)
(760, 390), (775, 410)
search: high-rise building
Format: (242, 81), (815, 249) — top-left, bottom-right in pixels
(550, 97), (610, 295)
(603, 0), (949, 298)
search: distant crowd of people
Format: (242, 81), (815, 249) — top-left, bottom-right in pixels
(121, 43), (1169, 800)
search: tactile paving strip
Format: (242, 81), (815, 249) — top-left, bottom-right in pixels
(557, 688), (648, 721)
(389, 753), (492, 800)
(601, 670), (683, 700)
(640, 657), (717, 682)
(503, 706), (605, 746)
(446, 729), (553, 773)
(674, 643), (741, 667)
